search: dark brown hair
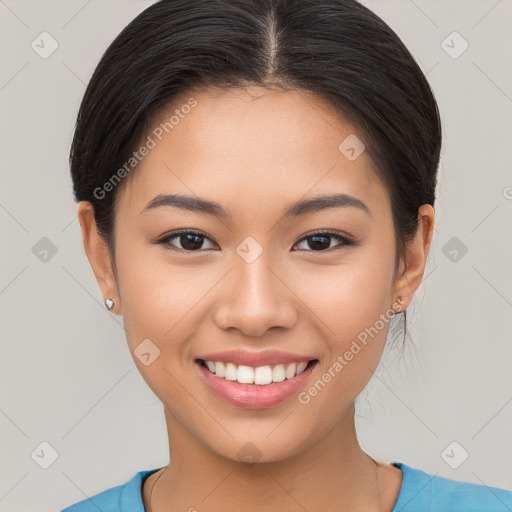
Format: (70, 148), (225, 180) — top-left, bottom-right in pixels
(70, 0), (442, 344)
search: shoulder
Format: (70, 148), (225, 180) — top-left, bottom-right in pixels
(60, 468), (163, 512)
(392, 462), (512, 512)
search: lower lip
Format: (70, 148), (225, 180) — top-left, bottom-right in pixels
(196, 360), (317, 409)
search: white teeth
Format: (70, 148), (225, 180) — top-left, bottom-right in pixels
(237, 365), (254, 384)
(202, 359), (312, 385)
(296, 361), (308, 374)
(224, 362), (237, 381)
(215, 361), (225, 378)
(254, 365), (273, 385)
(285, 363), (297, 379)
(272, 364), (286, 382)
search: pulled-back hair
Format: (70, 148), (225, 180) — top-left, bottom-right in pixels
(70, 0), (442, 341)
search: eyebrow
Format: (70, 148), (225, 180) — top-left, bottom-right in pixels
(140, 193), (370, 218)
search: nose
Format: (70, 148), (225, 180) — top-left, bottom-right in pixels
(213, 254), (298, 338)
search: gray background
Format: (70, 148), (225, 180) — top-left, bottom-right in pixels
(0, 0), (511, 510)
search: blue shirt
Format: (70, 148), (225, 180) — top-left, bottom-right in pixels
(61, 461), (512, 511)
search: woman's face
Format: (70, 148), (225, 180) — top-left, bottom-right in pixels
(91, 86), (423, 462)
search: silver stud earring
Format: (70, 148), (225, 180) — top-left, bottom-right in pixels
(104, 298), (115, 311)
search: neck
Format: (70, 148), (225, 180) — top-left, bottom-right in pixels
(145, 402), (391, 512)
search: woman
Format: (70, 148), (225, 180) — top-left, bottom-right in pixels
(61, 0), (512, 510)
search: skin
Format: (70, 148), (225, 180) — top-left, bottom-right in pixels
(78, 85), (434, 512)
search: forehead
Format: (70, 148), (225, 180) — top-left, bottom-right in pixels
(119, 85), (390, 218)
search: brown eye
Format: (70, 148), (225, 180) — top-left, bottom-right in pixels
(293, 231), (354, 252)
(156, 230), (217, 252)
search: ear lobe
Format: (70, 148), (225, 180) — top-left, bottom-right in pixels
(77, 201), (121, 315)
(392, 204), (435, 311)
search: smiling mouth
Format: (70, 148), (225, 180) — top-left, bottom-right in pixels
(196, 358), (319, 386)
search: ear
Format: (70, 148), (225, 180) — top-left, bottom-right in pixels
(392, 204), (435, 312)
(77, 201), (122, 315)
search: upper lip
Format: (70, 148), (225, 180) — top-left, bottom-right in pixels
(197, 349), (316, 367)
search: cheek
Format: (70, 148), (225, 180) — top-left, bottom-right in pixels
(296, 251), (394, 335)
(294, 266), (395, 413)
(294, 249), (395, 384)
(115, 244), (217, 357)
(115, 254), (207, 401)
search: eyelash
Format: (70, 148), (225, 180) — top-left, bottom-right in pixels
(153, 229), (356, 254)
